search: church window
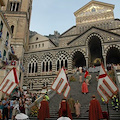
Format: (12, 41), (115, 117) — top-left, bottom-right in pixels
(42, 62), (45, 72)
(42, 43), (44, 47)
(61, 60), (63, 68)
(91, 7), (96, 12)
(32, 45), (34, 48)
(32, 63), (34, 73)
(0, 21), (3, 32)
(29, 63), (31, 73)
(65, 60), (67, 69)
(39, 44), (40, 47)
(11, 25), (14, 33)
(46, 62), (48, 72)
(36, 37), (38, 40)
(50, 61), (52, 71)
(57, 60), (59, 71)
(56, 52), (68, 71)
(41, 55), (53, 72)
(28, 58), (38, 74)
(36, 45), (37, 48)
(35, 63), (38, 73)
(10, 2), (20, 11)
(29, 46), (31, 49)
(16, 3), (19, 11)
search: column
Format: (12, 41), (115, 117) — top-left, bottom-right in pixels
(103, 55), (107, 69)
(52, 59), (56, 74)
(11, 3), (14, 11)
(85, 57), (88, 69)
(68, 57), (72, 73)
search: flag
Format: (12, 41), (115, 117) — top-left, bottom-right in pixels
(0, 67), (19, 95)
(51, 67), (70, 98)
(84, 70), (89, 78)
(97, 64), (118, 103)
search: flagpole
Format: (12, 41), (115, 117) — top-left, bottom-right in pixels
(107, 102), (110, 120)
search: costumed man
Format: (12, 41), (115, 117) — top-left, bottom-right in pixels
(59, 99), (73, 120)
(67, 96), (75, 116)
(111, 95), (119, 112)
(84, 70), (91, 85)
(38, 96), (50, 120)
(89, 95), (103, 120)
(81, 81), (88, 94)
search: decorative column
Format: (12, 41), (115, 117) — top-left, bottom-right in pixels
(52, 59), (56, 74)
(68, 57), (72, 73)
(103, 55), (107, 69)
(85, 57), (88, 69)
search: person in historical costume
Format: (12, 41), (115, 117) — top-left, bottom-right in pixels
(74, 100), (81, 118)
(59, 99), (73, 120)
(79, 67), (82, 83)
(84, 70), (92, 85)
(38, 96), (50, 120)
(81, 81), (88, 94)
(89, 95), (103, 120)
(67, 96), (75, 116)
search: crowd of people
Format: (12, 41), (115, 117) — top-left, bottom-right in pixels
(0, 88), (40, 120)
(37, 95), (107, 120)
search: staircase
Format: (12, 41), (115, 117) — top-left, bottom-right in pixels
(45, 72), (120, 120)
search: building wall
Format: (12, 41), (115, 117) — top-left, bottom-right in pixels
(23, 1), (120, 93)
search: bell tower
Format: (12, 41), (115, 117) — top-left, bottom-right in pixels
(1, 0), (33, 59)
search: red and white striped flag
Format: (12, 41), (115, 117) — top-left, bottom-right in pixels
(0, 67), (19, 95)
(97, 64), (118, 103)
(51, 67), (70, 98)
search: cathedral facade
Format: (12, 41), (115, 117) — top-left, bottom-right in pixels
(24, 0), (120, 92)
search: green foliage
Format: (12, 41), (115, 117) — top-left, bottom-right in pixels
(30, 104), (39, 117)
(69, 76), (76, 82)
(108, 69), (116, 82)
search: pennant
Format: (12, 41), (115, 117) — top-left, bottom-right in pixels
(51, 67), (70, 98)
(0, 67), (19, 95)
(97, 64), (118, 103)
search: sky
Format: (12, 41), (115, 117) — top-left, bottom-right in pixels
(30, 0), (120, 36)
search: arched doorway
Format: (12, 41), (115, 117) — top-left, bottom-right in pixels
(72, 51), (86, 69)
(106, 47), (120, 64)
(88, 35), (103, 66)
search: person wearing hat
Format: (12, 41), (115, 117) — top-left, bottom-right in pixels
(59, 99), (72, 120)
(89, 95), (103, 120)
(38, 96), (50, 120)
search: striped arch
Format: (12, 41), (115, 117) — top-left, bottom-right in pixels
(26, 54), (40, 74)
(41, 52), (53, 72)
(86, 32), (104, 46)
(104, 44), (120, 56)
(55, 50), (69, 71)
(71, 49), (86, 68)
(71, 48), (86, 58)
(27, 54), (40, 62)
(105, 44), (120, 64)
(41, 52), (53, 61)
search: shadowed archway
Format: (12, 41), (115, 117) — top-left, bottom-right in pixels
(72, 51), (86, 68)
(106, 47), (120, 64)
(88, 36), (103, 66)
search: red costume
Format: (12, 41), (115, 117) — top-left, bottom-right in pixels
(89, 98), (103, 120)
(82, 81), (88, 94)
(38, 100), (50, 120)
(59, 100), (72, 120)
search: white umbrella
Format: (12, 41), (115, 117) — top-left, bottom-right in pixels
(57, 117), (71, 120)
(15, 113), (28, 120)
